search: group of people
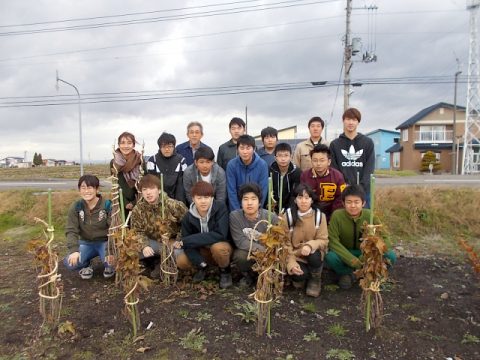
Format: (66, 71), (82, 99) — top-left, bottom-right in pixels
(63, 107), (396, 297)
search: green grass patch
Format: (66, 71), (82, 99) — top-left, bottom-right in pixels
(375, 169), (418, 177)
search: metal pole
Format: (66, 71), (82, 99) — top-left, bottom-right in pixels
(344, 0), (352, 111)
(56, 71), (83, 176)
(452, 70), (462, 175)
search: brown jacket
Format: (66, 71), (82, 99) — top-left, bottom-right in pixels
(293, 137), (329, 171)
(286, 210), (328, 274)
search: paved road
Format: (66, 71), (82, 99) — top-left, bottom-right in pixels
(376, 174), (480, 187)
(0, 179), (112, 191)
(0, 175), (479, 191)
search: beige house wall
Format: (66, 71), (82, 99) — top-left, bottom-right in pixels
(397, 106), (466, 173)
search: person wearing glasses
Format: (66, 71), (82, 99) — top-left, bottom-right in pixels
(146, 132), (187, 203)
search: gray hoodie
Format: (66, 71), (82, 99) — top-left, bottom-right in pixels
(183, 162), (226, 204)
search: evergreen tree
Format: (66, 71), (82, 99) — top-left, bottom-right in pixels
(420, 151), (441, 172)
(33, 152), (40, 166)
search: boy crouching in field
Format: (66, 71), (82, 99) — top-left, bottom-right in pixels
(64, 175), (114, 279)
(325, 184), (397, 289)
(174, 181), (233, 289)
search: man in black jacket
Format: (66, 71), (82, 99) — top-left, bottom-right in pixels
(329, 108), (375, 207)
(146, 132), (187, 203)
(174, 181), (233, 289)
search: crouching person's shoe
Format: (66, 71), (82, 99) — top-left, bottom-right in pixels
(338, 273), (356, 290)
(219, 266), (233, 289)
(306, 271), (322, 297)
(192, 262), (208, 283)
(239, 271), (255, 288)
(103, 266), (115, 279)
(79, 266), (93, 280)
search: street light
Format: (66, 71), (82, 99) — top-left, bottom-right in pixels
(56, 70), (84, 176)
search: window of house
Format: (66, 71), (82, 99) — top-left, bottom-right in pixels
(419, 125), (446, 141)
(402, 129), (408, 142)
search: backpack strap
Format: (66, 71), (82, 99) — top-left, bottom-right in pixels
(285, 208), (294, 232)
(315, 209), (322, 229)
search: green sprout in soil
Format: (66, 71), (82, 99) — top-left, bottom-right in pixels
(324, 284), (340, 292)
(302, 302), (317, 313)
(233, 301), (257, 324)
(327, 324), (348, 338)
(407, 315), (421, 322)
(178, 309), (189, 319)
(179, 328), (208, 352)
(461, 333), (480, 344)
(196, 311), (212, 322)
(326, 348), (355, 360)
(303, 331), (320, 342)
(326, 308), (341, 317)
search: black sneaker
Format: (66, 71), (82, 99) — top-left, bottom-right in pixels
(219, 272), (233, 289)
(338, 273), (356, 290)
(192, 269), (206, 283)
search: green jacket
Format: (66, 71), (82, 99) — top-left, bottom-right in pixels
(65, 196), (111, 252)
(328, 209), (392, 269)
(130, 193), (188, 248)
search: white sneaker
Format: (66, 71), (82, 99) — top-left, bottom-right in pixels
(79, 266), (93, 280)
(103, 267), (115, 279)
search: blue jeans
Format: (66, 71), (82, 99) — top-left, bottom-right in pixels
(63, 240), (112, 271)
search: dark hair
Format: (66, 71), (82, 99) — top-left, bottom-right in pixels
(229, 117), (246, 129)
(239, 182), (262, 202)
(309, 143), (331, 159)
(274, 142), (292, 155)
(78, 174), (100, 189)
(191, 181), (214, 197)
(117, 131), (136, 145)
(194, 146), (215, 161)
(287, 183), (317, 226)
(236, 134), (256, 149)
(157, 132), (176, 147)
(341, 184), (366, 202)
(261, 126), (278, 141)
(308, 116), (325, 128)
(139, 174), (161, 190)
(342, 108), (362, 122)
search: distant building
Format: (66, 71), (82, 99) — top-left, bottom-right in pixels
(254, 125), (303, 149)
(43, 159), (57, 167)
(0, 156), (25, 168)
(365, 129), (400, 170)
(386, 102), (468, 173)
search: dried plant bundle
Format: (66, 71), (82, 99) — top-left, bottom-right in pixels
(355, 223), (389, 331)
(117, 229), (153, 338)
(28, 217), (63, 327)
(248, 219), (289, 336)
(458, 237), (480, 275)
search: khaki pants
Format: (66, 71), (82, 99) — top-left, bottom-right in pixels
(176, 241), (232, 270)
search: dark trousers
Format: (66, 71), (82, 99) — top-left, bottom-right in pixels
(290, 250), (323, 282)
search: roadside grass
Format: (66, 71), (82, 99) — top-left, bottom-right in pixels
(0, 164), (110, 180)
(376, 186), (480, 257)
(375, 169), (418, 177)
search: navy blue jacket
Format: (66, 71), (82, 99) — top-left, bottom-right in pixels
(175, 141), (212, 166)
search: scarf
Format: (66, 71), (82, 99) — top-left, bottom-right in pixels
(113, 149), (142, 187)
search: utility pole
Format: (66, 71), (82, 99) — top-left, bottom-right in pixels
(343, 0), (353, 111)
(462, 0), (480, 174)
(452, 68), (462, 174)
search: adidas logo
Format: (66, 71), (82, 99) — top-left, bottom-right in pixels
(341, 145), (363, 167)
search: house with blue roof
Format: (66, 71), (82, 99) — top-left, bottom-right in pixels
(365, 129), (400, 169)
(386, 102), (466, 173)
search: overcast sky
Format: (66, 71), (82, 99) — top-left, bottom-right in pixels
(0, 0), (472, 162)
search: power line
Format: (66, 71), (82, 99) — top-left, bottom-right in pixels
(0, 0), (339, 37)
(0, 75), (473, 108)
